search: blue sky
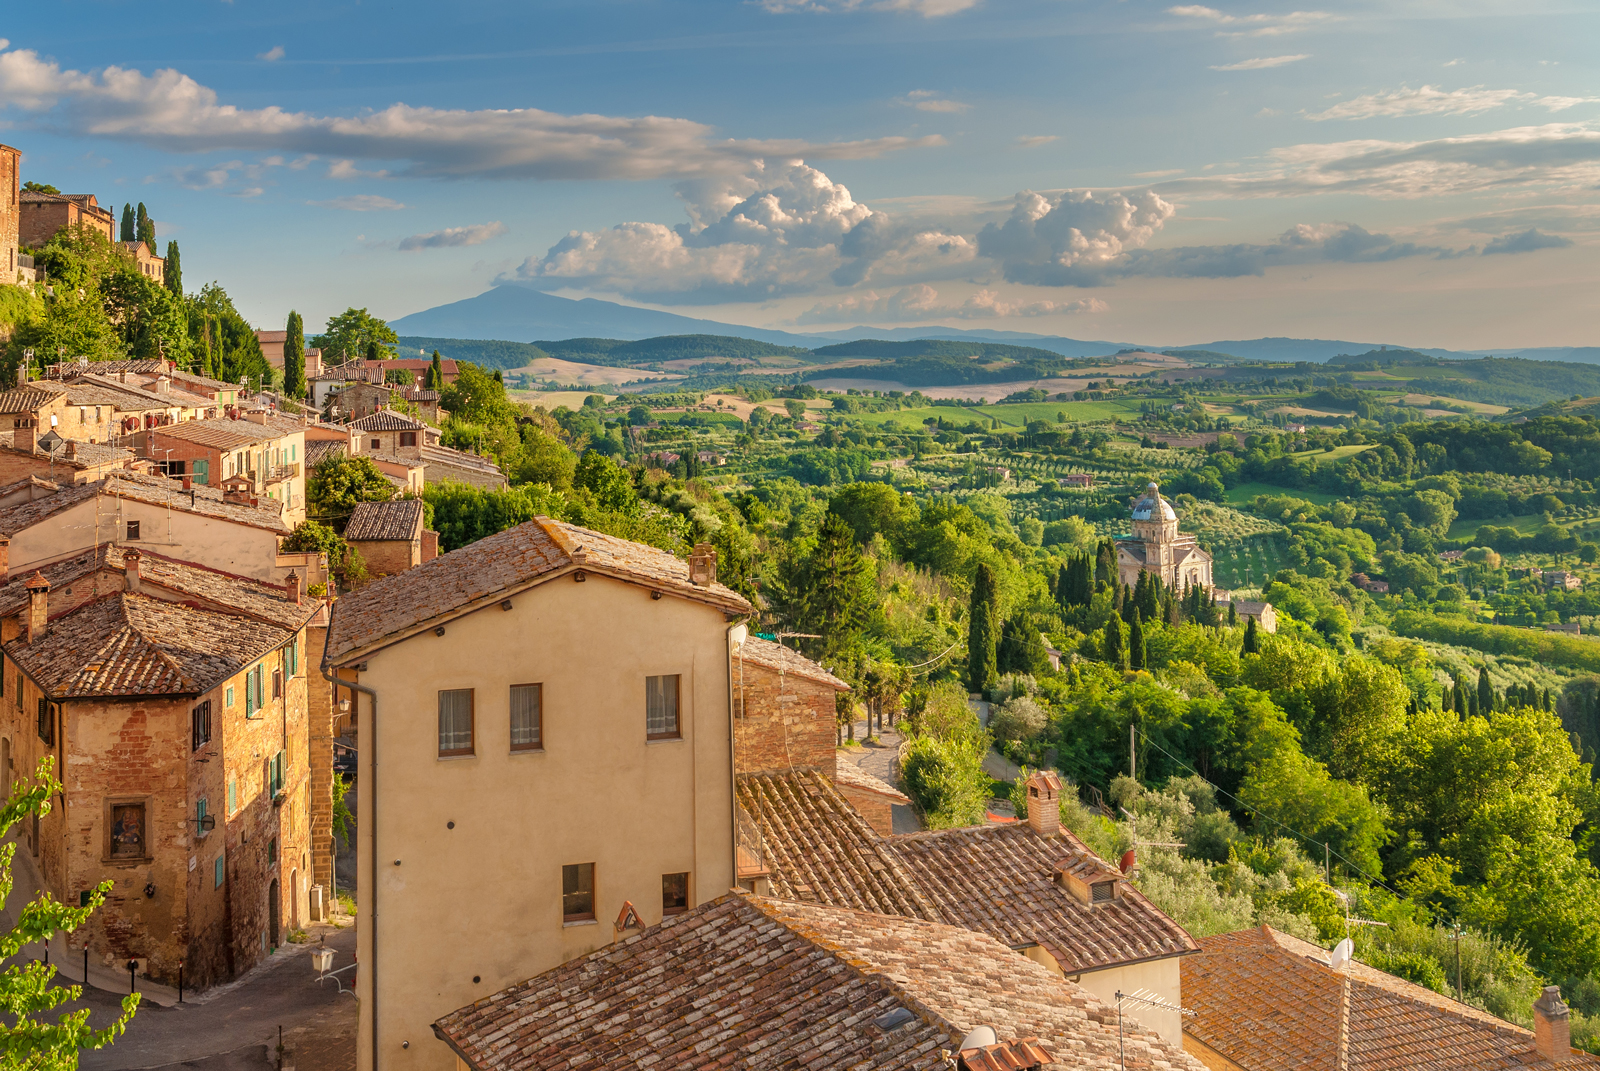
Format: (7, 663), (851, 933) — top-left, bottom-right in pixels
(3, 0), (1596, 347)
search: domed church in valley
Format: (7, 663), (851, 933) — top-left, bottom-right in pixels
(1115, 481), (1213, 591)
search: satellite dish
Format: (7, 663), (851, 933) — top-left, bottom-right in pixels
(1329, 938), (1354, 971)
(1119, 849), (1137, 874)
(958, 1026), (998, 1052)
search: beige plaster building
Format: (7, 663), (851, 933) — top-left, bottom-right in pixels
(1116, 481), (1214, 592)
(323, 520), (750, 1071)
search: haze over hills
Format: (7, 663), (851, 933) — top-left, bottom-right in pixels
(391, 284), (1598, 367)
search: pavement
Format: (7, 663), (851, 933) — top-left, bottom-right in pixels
(836, 715), (922, 833)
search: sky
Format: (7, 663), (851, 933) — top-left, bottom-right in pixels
(2, 0), (1597, 348)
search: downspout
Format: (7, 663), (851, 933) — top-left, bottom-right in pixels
(323, 664), (377, 1071)
(725, 616), (746, 893)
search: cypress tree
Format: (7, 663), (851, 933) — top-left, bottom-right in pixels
(163, 240), (182, 295)
(1227, 601), (1238, 627)
(1242, 615), (1260, 655)
(1073, 555), (1093, 606)
(1104, 616), (1127, 670)
(120, 204), (135, 243)
(967, 563), (1000, 694)
(1095, 541), (1115, 590)
(1129, 608), (1146, 671)
(135, 202), (153, 247)
(283, 310), (306, 400)
(365, 338), (381, 364)
(427, 349), (444, 390)
(1477, 666), (1494, 713)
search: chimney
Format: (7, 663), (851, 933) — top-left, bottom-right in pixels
(0, 537), (9, 584)
(689, 543), (717, 587)
(64, 440), (76, 460)
(24, 572), (49, 643)
(286, 570), (302, 605)
(123, 548), (142, 593)
(1534, 986), (1572, 1062)
(1025, 770), (1062, 837)
(181, 473), (192, 491)
(15, 422), (35, 454)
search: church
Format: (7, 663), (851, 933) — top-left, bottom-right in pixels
(1115, 481), (1214, 591)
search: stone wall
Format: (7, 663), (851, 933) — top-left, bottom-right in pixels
(351, 537), (419, 580)
(732, 659), (837, 776)
(0, 146), (17, 281)
(305, 620), (336, 897)
(835, 784), (895, 835)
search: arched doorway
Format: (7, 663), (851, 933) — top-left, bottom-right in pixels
(267, 879), (280, 951)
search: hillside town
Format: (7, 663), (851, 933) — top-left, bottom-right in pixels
(5, 46), (1600, 1069)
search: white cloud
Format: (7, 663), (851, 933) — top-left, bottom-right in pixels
(1444, 58), (1464, 67)
(758, 0), (979, 16)
(257, 46), (284, 62)
(1210, 54), (1310, 71)
(0, 43), (941, 181)
(328, 159), (390, 180)
(398, 221), (508, 251)
(900, 91), (970, 113)
(793, 284), (1106, 324)
(975, 189), (1177, 285)
(1017, 135), (1058, 148)
(1307, 85), (1600, 121)
(313, 194), (407, 211)
(1169, 5), (1333, 37)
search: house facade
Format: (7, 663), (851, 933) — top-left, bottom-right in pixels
(343, 499), (437, 579)
(324, 520), (750, 1071)
(18, 190), (115, 247)
(147, 415), (307, 523)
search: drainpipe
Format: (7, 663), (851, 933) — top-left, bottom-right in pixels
(323, 664), (377, 1071)
(725, 616), (747, 893)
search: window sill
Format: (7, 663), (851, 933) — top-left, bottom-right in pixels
(562, 917), (598, 928)
(645, 736), (684, 744)
(103, 856), (153, 868)
(437, 752), (477, 761)
(509, 747), (545, 755)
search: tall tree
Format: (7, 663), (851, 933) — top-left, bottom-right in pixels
(135, 203), (154, 248)
(163, 240), (182, 296)
(1477, 666), (1494, 715)
(1104, 616), (1127, 670)
(364, 338), (381, 364)
(119, 203), (135, 243)
(1242, 615), (1260, 655)
(967, 563), (1000, 694)
(1129, 607), (1147, 671)
(283, 310), (306, 400)
(427, 349), (444, 390)
(805, 513), (874, 661)
(312, 307), (398, 363)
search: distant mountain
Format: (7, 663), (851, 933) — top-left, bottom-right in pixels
(390, 285), (833, 348)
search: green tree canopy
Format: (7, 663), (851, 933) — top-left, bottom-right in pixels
(313, 307), (397, 363)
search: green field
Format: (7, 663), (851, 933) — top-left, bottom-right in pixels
(1224, 482), (1337, 507)
(1291, 443), (1378, 465)
(1446, 513), (1548, 541)
(856, 399), (1140, 430)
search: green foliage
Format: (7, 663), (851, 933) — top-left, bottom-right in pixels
(283, 310), (306, 400)
(440, 362), (520, 429)
(1393, 612), (1600, 674)
(314, 307), (397, 363)
(280, 521), (367, 589)
(332, 773), (354, 847)
(422, 481), (570, 553)
(307, 455), (395, 522)
(163, 240), (182, 296)
(968, 563), (1000, 692)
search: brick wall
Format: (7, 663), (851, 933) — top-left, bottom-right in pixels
(0, 146), (17, 280)
(351, 537), (419, 580)
(835, 784), (895, 835)
(732, 659), (838, 776)
(305, 621), (336, 896)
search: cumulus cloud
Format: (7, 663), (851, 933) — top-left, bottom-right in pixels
(1307, 85), (1600, 121)
(792, 284), (1106, 324)
(900, 90), (970, 113)
(0, 43), (941, 181)
(313, 194), (407, 211)
(975, 190), (1177, 286)
(1210, 54), (1310, 70)
(257, 46), (284, 62)
(1155, 121), (1600, 199)
(1169, 5), (1333, 37)
(1481, 228), (1575, 255)
(398, 221), (508, 251)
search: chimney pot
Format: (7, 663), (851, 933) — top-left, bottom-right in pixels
(181, 473), (192, 491)
(689, 542), (718, 587)
(1535, 986), (1572, 1062)
(24, 572), (49, 643)
(1025, 770), (1062, 838)
(123, 548), (142, 593)
(286, 570), (302, 605)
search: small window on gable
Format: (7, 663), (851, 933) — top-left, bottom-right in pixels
(1090, 880), (1116, 904)
(646, 675), (680, 740)
(662, 872), (689, 916)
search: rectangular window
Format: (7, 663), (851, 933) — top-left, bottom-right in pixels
(36, 698), (52, 745)
(437, 689), (474, 756)
(110, 803), (146, 859)
(562, 863), (595, 922)
(399, 432), (417, 447)
(268, 836), (278, 865)
(191, 700), (212, 751)
(214, 854), (225, 889)
(225, 685), (234, 708)
(272, 668), (283, 700)
(227, 778), (237, 815)
(662, 872), (689, 916)
(369, 437), (380, 451)
(287, 639), (298, 677)
(646, 675), (680, 740)
(245, 665), (261, 717)
(268, 750), (286, 797)
(17, 674), (24, 709)
(126, 520), (140, 541)
(510, 684), (542, 751)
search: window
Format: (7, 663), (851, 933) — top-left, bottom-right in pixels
(36, 699), (52, 745)
(244, 665), (263, 717)
(369, 437), (380, 451)
(214, 854), (225, 889)
(399, 432), (417, 447)
(191, 700), (212, 751)
(437, 689), (474, 756)
(225, 685), (234, 708)
(1090, 880), (1116, 904)
(287, 639), (298, 677)
(196, 797), (209, 836)
(662, 872), (689, 916)
(227, 778), (237, 815)
(268, 750), (286, 797)
(126, 520), (140, 541)
(646, 675), (680, 739)
(272, 668), (283, 700)
(562, 863), (595, 922)
(109, 803), (146, 860)
(268, 837), (278, 865)
(510, 684), (542, 751)
(17, 673), (23, 709)
(193, 459), (209, 486)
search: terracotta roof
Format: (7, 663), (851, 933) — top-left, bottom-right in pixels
(0, 471), (291, 535)
(735, 634), (850, 690)
(1184, 926), (1599, 1071)
(350, 410), (425, 432)
(344, 499), (423, 542)
(0, 440), (136, 470)
(59, 374), (179, 409)
(360, 450), (425, 470)
(737, 770), (936, 919)
(0, 482), (99, 535)
(5, 592), (294, 699)
(150, 418), (289, 449)
(305, 440), (348, 469)
(834, 758), (912, 804)
(889, 823), (1200, 974)
(45, 360), (169, 379)
(325, 516), (749, 664)
(433, 892), (1203, 1071)
(0, 388), (60, 414)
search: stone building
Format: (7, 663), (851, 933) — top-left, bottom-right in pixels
(1115, 481), (1213, 591)
(254, 331), (324, 381)
(119, 241), (165, 284)
(18, 190), (115, 248)
(348, 410), (505, 489)
(0, 549), (317, 989)
(0, 145), (18, 283)
(328, 383), (392, 421)
(343, 499), (437, 579)
(147, 415), (307, 522)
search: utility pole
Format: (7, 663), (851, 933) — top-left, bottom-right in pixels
(1129, 722), (1137, 783)
(1453, 922), (1463, 1003)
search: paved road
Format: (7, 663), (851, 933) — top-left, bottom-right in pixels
(836, 717), (922, 833)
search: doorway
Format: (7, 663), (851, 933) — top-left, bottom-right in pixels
(267, 879), (280, 951)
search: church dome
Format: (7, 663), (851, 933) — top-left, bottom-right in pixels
(1132, 481), (1177, 522)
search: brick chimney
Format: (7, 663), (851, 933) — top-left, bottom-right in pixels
(123, 548), (142, 593)
(24, 572), (49, 643)
(64, 440), (77, 461)
(688, 543), (717, 586)
(1025, 770), (1062, 837)
(1534, 986), (1572, 1062)
(286, 570), (302, 605)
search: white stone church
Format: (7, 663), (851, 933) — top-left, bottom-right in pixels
(1115, 481), (1214, 591)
